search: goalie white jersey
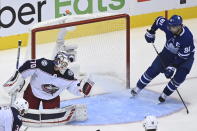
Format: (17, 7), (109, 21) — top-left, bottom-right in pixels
(18, 58), (81, 100)
(0, 106), (22, 131)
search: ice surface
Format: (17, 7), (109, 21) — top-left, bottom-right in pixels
(0, 18), (197, 131)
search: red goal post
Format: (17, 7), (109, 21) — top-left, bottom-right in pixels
(30, 13), (130, 89)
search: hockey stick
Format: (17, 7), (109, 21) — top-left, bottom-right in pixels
(151, 43), (189, 114)
(10, 40), (22, 105)
(16, 40), (22, 70)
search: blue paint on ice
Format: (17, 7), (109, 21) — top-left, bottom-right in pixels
(60, 89), (184, 125)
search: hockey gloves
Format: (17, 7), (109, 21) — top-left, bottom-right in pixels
(80, 76), (95, 96)
(164, 66), (176, 79)
(145, 29), (155, 43)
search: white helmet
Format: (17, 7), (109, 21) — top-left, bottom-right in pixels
(54, 51), (70, 72)
(59, 44), (77, 62)
(143, 115), (158, 131)
(12, 98), (29, 116)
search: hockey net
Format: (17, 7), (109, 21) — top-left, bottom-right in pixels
(26, 13), (130, 95)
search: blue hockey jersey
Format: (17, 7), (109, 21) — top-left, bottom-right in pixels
(151, 16), (195, 67)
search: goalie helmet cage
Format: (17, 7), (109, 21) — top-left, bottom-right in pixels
(29, 13), (130, 89)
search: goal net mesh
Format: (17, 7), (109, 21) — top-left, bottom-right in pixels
(26, 13), (130, 96)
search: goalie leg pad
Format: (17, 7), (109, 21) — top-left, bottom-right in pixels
(22, 104), (87, 127)
(75, 104), (88, 121)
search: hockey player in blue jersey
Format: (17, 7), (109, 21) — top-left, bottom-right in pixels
(131, 15), (195, 103)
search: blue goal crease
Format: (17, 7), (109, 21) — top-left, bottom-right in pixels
(60, 89), (184, 125)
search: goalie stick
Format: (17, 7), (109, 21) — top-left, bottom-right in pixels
(151, 42), (189, 114)
(10, 40), (22, 105)
(14, 40), (30, 131)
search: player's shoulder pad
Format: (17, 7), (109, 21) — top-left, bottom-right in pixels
(155, 16), (166, 26)
(179, 26), (194, 45)
(19, 58), (53, 73)
(63, 69), (75, 80)
(36, 58), (51, 67)
(19, 59), (37, 73)
(36, 58), (56, 69)
(182, 26), (193, 38)
(35, 58), (55, 71)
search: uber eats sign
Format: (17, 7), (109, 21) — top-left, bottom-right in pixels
(0, 0), (127, 36)
(55, 0), (125, 17)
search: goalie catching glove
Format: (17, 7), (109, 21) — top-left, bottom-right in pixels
(3, 70), (25, 95)
(79, 76), (95, 96)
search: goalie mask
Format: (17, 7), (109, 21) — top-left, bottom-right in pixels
(12, 98), (29, 116)
(54, 51), (70, 72)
